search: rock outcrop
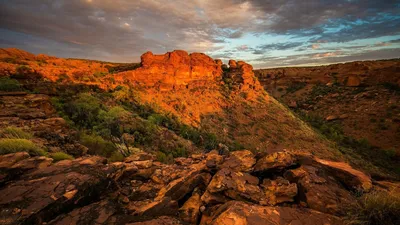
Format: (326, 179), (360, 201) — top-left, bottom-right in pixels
(115, 51), (223, 91)
(0, 150), (376, 224)
(113, 50), (262, 92)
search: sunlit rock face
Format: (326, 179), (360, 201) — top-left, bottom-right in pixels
(115, 50), (223, 91)
(114, 50), (262, 92)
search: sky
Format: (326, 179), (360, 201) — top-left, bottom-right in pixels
(0, 0), (399, 68)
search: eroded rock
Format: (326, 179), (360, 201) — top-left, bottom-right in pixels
(253, 151), (296, 173)
(203, 201), (343, 225)
(0, 156), (124, 225)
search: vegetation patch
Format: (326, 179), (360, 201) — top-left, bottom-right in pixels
(0, 77), (22, 92)
(0, 138), (46, 156)
(344, 190), (400, 225)
(382, 82), (400, 94)
(299, 111), (400, 178)
(286, 82), (306, 93)
(0, 127), (33, 139)
(50, 152), (74, 162)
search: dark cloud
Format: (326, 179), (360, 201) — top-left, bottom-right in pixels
(252, 48), (400, 68)
(256, 42), (304, 51)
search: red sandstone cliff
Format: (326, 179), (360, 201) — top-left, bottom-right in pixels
(113, 50), (262, 92)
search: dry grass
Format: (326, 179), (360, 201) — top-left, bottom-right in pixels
(0, 138), (46, 156)
(344, 190), (400, 225)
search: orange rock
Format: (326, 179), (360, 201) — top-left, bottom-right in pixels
(117, 50), (223, 91)
(346, 75), (361, 87)
(228, 60), (237, 68)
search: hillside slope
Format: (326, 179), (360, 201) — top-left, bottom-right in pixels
(255, 60), (400, 176)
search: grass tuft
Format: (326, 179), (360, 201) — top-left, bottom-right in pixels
(50, 152), (74, 162)
(0, 138), (46, 156)
(0, 126), (33, 139)
(345, 190), (400, 225)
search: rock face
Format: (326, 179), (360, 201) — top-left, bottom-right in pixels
(113, 50), (263, 92)
(115, 50), (223, 91)
(224, 60), (263, 92)
(0, 150), (374, 224)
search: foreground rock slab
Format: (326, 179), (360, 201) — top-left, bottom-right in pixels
(202, 201), (343, 225)
(0, 156), (124, 225)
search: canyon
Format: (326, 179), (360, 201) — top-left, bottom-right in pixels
(0, 48), (399, 224)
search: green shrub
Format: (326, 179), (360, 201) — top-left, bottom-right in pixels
(95, 106), (130, 138)
(109, 151), (125, 162)
(345, 191), (400, 225)
(0, 127), (32, 139)
(382, 82), (400, 94)
(0, 77), (22, 91)
(310, 83), (333, 97)
(50, 152), (74, 162)
(286, 82), (306, 93)
(204, 133), (218, 150)
(0, 139), (46, 156)
(93, 71), (108, 78)
(56, 73), (69, 83)
(65, 93), (102, 128)
(156, 151), (174, 164)
(172, 146), (188, 158)
(80, 133), (116, 157)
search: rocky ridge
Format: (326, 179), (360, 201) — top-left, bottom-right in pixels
(0, 149), (379, 225)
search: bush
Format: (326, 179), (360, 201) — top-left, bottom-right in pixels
(56, 73), (69, 83)
(345, 191), (400, 225)
(0, 77), (22, 92)
(0, 139), (46, 156)
(93, 71), (108, 78)
(80, 133), (116, 157)
(12, 65), (33, 79)
(96, 106), (130, 138)
(0, 127), (32, 139)
(204, 133), (218, 150)
(109, 151), (125, 162)
(286, 82), (306, 93)
(50, 152), (74, 162)
(156, 151), (174, 164)
(65, 93), (102, 128)
(382, 82), (400, 94)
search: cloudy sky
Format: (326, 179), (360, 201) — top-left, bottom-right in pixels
(0, 0), (399, 68)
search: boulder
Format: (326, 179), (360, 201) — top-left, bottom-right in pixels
(0, 153), (53, 186)
(0, 156), (124, 225)
(127, 216), (183, 225)
(259, 177), (298, 206)
(179, 191), (202, 224)
(156, 172), (211, 201)
(346, 75), (361, 87)
(48, 200), (117, 225)
(133, 160), (153, 169)
(125, 152), (155, 162)
(284, 165), (354, 215)
(314, 158), (372, 192)
(326, 115), (338, 121)
(221, 150), (255, 172)
(206, 168), (263, 203)
(127, 198), (179, 217)
(203, 201), (343, 225)
(253, 151), (296, 173)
